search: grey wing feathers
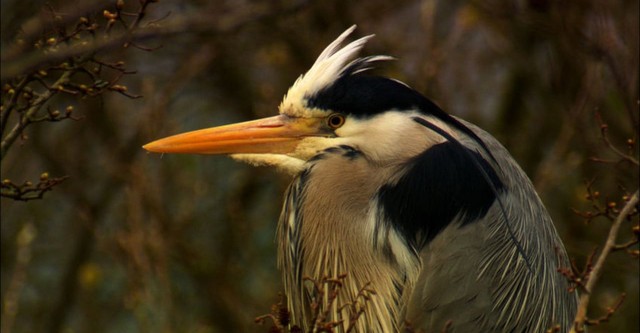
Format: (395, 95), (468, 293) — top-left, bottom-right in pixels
(407, 121), (577, 332)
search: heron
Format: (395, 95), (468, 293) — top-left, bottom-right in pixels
(144, 26), (578, 332)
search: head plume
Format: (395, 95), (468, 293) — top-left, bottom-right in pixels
(279, 25), (393, 117)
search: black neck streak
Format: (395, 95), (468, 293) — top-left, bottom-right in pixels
(378, 142), (504, 249)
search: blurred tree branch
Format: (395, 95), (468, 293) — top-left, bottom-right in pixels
(0, 0), (159, 201)
(0, 222), (36, 333)
(1, 0), (311, 81)
(1, 0), (311, 201)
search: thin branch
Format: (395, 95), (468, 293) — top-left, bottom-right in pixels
(584, 293), (626, 326)
(0, 70), (72, 161)
(1, 174), (70, 201)
(611, 239), (639, 253)
(571, 190), (639, 332)
(1, 76), (30, 135)
(596, 115), (639, 166)
(1, 0), (311, 81)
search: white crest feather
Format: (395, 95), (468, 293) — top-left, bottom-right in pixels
(279, 25), (393, 117)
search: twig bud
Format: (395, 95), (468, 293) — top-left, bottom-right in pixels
(110, 84), (128, 92)
(103, 10), (118, 20)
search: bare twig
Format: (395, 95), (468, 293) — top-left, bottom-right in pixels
(1, 1), (156, 165)
(584, 293), (626, 327)
(611, 238), (639, 256)
(0, 70), (71, 160)
(1, 174), (70, 201)
(558, 249), (598, 293)
(1, 0), (311, 81)
(595, 114), (639, 167)
(571, 190), (639, 332)
(1, 76), (30, 135)
(254, 294), (295, 332)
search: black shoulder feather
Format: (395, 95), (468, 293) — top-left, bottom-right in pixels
(377, 142), (504, 249)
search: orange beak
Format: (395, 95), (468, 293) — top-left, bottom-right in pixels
(143, 115), (324, 155)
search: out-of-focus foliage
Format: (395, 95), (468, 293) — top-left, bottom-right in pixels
(1, 1), (637, 332)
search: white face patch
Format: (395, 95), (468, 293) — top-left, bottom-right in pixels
(334, 111), (456, 164)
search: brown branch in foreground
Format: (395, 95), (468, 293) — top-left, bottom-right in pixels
(570, 190), (639, 333)
(255, 293), (302, 333)
(256, 274), (376, 333)
(558, 249), (598, 293)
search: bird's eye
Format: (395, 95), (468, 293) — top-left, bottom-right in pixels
(326, 113), (346, 129)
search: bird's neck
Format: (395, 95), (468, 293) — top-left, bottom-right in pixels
(281, 223), (416, 332)
(277, 150), (420, 332)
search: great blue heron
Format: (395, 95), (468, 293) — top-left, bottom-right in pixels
(144, 26), (578, 332)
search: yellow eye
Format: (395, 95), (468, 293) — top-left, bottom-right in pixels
(326, 113), (346, 129)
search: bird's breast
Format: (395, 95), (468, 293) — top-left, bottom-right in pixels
(278, 145), (418, 332)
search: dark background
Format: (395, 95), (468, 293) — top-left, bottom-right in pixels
(1, 1), (638, 332)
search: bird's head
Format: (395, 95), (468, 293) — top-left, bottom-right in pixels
(143, 26), (470, 174)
